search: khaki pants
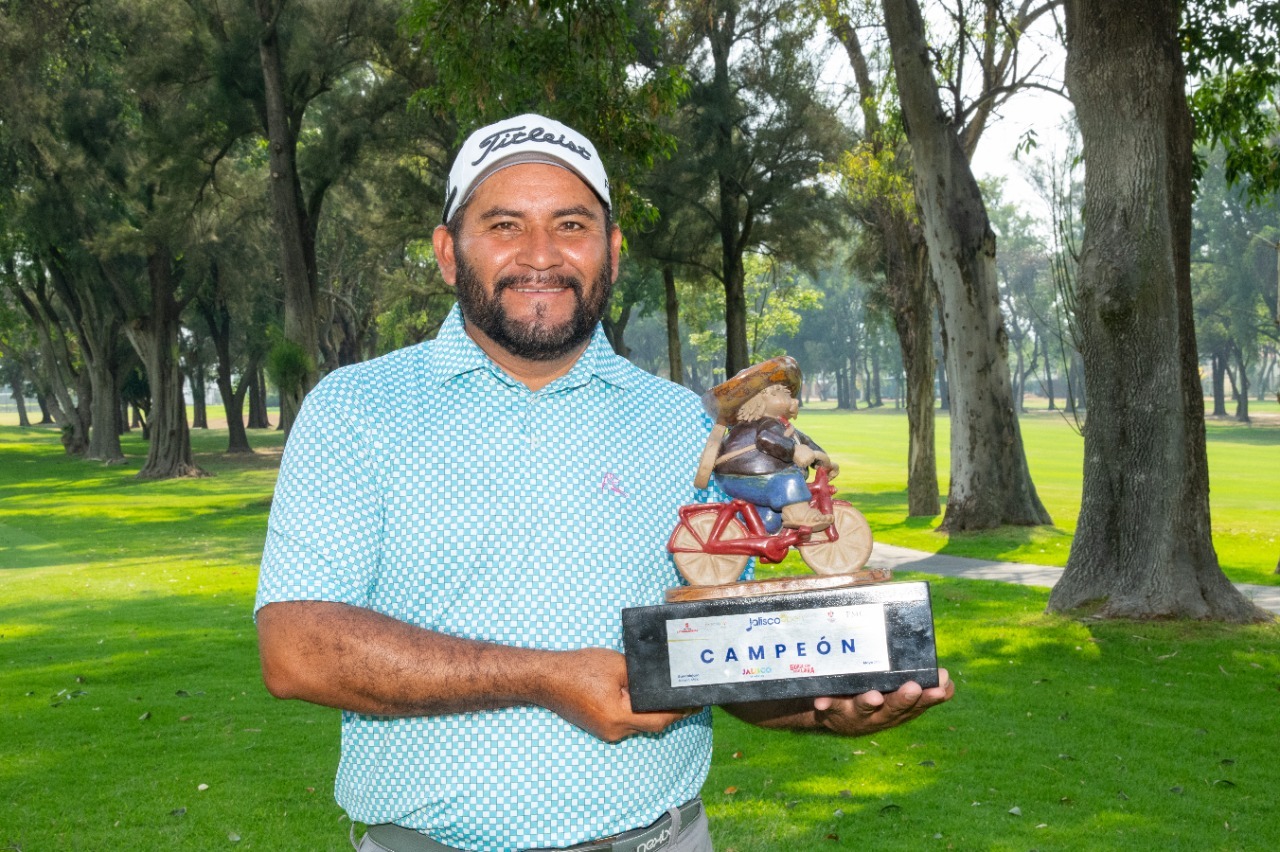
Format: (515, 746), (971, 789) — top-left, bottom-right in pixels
(351, 805), (714, 852)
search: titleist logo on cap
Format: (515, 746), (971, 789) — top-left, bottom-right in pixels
(471, 124), (594, 167)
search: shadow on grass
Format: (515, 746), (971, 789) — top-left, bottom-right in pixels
(705, 577), (1280, 850)
(1203, 419), (1280, 446)
(0, 427), (279, 572)
(0, 589), (347, 851)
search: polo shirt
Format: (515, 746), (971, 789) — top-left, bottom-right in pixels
(256, 306), (740, 852)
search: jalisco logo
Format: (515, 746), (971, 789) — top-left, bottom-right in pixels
(677, 622), (698, 634)
(745, 614), (783, 632)
(471, 124), (594, 167)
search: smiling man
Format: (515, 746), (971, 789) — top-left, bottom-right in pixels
(255, 114), (952, 852)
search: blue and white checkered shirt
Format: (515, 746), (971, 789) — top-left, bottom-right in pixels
(256, 306), (735, 852)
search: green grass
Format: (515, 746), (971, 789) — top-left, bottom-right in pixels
(2, 410), (1278, 850)
(795, 399), (1280, 586)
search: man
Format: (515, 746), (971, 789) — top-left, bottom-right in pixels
(255, 113), (953, 852)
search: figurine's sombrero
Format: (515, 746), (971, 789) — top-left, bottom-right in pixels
(701, 355), (802, 425)
(693, 355), (803, 488)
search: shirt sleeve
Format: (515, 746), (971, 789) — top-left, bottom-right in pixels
(255, 378), (383, 614)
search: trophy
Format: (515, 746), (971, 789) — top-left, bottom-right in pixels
(623, 356), (939, 711)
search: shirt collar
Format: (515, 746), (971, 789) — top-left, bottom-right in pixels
(424, 304), (635, 392)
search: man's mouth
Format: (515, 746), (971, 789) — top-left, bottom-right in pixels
(498, 275), (581, 296)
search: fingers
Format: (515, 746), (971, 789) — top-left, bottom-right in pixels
(812, 670), (954, 736)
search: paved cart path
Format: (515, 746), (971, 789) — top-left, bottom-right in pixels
(868, 543), (1280, 615)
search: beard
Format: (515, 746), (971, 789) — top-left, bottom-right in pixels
(453, 248), (614, 362)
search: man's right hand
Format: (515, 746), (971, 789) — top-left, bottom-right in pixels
(536, 647), (697, 743)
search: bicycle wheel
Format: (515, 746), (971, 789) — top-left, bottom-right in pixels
(800, 502), (873, 575)
(672, 510), (750, 586)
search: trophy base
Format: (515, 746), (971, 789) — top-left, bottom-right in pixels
(664, 569), (894, 603)
(623, 578), (937, 712)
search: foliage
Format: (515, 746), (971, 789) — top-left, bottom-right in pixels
(1183, 1), (1280, 199)
(743, 255), (823, 361)
(403, 0), (686, 229)
(266, 338), (315, 398)
(827, 143), (917, 224)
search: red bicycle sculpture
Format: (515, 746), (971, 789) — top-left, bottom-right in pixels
(667, 466), (874, 585)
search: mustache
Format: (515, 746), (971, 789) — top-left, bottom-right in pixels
(495, 273), (583, 294)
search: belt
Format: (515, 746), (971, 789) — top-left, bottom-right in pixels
(364, 799), (703, 852)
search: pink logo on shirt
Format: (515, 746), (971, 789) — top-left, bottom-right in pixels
(600, 472), (627, 497)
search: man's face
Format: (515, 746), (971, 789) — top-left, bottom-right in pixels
(435, 163), (621, 363)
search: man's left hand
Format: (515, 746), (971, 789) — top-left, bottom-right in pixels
(722, 668), (954, 735)
(811, 668), (954, 736)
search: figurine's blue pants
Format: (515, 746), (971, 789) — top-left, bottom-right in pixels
(714, 469), (811, 534)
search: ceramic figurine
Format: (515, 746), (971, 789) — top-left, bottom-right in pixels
(671, 356), (876, 587)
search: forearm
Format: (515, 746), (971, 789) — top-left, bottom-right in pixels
(256, 600), (559, 717)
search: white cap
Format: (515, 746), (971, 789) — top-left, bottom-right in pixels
(442, 113), (611, 224)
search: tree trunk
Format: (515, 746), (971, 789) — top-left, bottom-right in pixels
(935, 321), (950, 411)
(1233, 345), (1250, 422)
(1048, 0), (1266, 622)
(248, 365), (271, 429)
(35, 384), (55, 424)
(663, 265), (684, 385)
(706, 3), (751, 377)
(9, 377), (31, 427)
(882, 0), (1050, 532)
(131, 248), (206, 480)
(11, 274), (87, 450)
(256, 0), (319, 436)
(190, 363), (208, 430)
(84, 335), (126, 464)
(63, 369), (91, 455)
(1210, 350), (1228, 415)
(197, 292), (254, 454)
(889, 242), (941, 516)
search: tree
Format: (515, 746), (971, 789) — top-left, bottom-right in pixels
(677, 0), (850, 376)
(987, 180), (1055, 412)
(405, 0), (684, 230)
(880, 0), (1052, 530)
(1045, 0), (1267, 621)
(1191, 150), (1280, 423)
(183, 0), (419, 435)
(821, 0), (940, 515)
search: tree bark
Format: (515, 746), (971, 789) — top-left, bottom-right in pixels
(130, 248), (206, 480)
(663, 265), (684, 385)
(9, 377), (31, 427)
(882, 0), (1050, 531)
(42, 253), (126, 464)
(888, 237), (941, 516)
(1233, 345), (1250, 422)
(248, 365), (271, 429)
(1048, 0), (1267, 621)
(197, 289), (254, 455)
(1210, 350), (1228, 415)
(256, 0), (319, 437)
(10, 270), (88, 451)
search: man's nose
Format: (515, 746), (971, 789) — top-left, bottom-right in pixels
(516, 226), (564, 270)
